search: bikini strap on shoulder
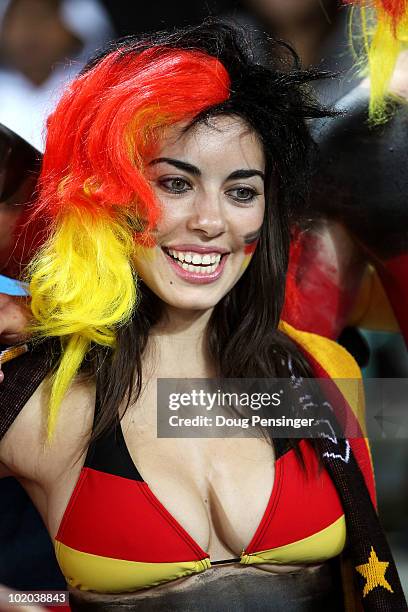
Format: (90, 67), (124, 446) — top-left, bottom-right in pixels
(0, 338), (60, 441)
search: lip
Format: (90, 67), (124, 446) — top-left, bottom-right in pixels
(162, 248), (229, 284)
(162, 244), (230, 255)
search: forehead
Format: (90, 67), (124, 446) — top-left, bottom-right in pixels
(150, 115), (265, 171)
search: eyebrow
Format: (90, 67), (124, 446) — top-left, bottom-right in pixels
(149, 157), (200, 176)
(149, 157), (265, 181)
(227, 169), (265, 181)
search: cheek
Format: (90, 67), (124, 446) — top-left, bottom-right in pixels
(132, 206), (186, 280)
(133, 199), (182, 250)
(237, 208), (264, 272)
(240, 241), (259, 273)
(232, 201), (265, 239)
(244, 236), (260, 255)
(151, 199), (187, 241)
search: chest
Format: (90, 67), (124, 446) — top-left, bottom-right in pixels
(121, 377), (276, 558)
(45, 373), (345, 569)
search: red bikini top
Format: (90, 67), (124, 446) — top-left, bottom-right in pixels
(54, 407), (347, 593)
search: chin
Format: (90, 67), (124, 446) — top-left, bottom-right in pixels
(139, 274), (235, 312)
(156, 285), (224, 311)
(165, 295), (221, 311)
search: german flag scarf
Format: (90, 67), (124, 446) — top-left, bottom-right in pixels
(280, 321), (407, 611)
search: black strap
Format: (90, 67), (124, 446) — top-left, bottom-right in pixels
(0, 338), (59, 440)
(83, 375), (143, 482)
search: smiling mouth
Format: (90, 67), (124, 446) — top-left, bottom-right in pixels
(162, 247), (228, 275)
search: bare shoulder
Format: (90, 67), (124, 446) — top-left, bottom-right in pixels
(0, 375), (96, 485)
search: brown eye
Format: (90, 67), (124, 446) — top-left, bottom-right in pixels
(227, 187), (258, 203)
(159, 177), (192, 194)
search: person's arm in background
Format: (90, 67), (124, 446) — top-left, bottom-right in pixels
(0, 124), (41, 382)
(0, 294), (32, 382)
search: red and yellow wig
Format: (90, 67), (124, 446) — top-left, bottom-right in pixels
(344, 0), (408, 122)
(26, 46), (231, 439)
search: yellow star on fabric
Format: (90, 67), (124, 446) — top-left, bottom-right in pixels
(356, 547), (394, 597)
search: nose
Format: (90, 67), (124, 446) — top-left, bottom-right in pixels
(186, 191), (227, 237)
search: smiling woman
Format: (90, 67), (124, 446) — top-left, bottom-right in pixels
(0, 18), (405, 612)
(20, 20), (329, 444)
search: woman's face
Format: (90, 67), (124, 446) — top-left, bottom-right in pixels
(135, 115), (266, 312)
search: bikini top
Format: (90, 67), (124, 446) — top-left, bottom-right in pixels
(54, 415), (347, 593)
(53, 324), (360, 594)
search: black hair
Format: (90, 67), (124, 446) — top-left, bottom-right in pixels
(82, 19), (334, 470)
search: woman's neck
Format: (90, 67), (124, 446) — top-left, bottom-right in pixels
(146, 305), (215, 378)
(152, 305), (213, 341)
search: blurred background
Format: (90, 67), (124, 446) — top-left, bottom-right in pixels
(0, 0), (407, 599)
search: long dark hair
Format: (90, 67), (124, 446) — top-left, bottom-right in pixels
(79, 20), (333, 466)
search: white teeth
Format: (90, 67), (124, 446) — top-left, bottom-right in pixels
(172, 259), (222, 274)
(165, 247), (226, 272)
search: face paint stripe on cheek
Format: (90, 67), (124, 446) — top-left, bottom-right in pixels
(244, 228), (262, 245)
(240, 254), (252, 272)
(243, 227), (261, 255)
(244, 240), (258, 255)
